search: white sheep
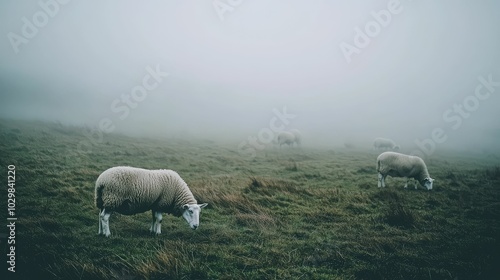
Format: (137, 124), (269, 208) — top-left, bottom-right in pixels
(373, 137), (400, 151)
(290, 129), (302, 146)
(95, 166), (208, 237)
(376, 152), (434, 190)
(277, 131), (296, 147)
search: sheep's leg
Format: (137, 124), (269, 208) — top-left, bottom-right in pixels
(150, 211), (155, 233)
(154, 211), (163, 235)
(100, 208), (111, 237)
(404, 178), (409, 189)
(378, 174), (386, 188)
(98, 209), (103, 235)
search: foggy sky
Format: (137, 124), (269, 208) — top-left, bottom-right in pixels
(1, 0), (499, 151)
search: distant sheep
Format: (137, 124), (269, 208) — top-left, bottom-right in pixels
(277, 131), (296, 147)
(95, 166), (208, 237)
(290, 129), (302, 146)
(376, 152), (434, 190)
(373, 137), (400, 151)
(277, 129), (302, 148)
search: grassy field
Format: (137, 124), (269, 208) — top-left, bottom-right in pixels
(1, 119), (499, 279)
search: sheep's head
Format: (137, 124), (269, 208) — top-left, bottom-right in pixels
(422, 177), (434, 190)
(182, 203), (208, 230)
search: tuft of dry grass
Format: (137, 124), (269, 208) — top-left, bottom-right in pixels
(285, 160), (299, 171)
(384, 202), (416, 228)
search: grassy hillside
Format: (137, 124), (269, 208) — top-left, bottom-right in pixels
(1, 119), (499, 279)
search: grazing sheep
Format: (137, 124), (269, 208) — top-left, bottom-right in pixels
(376, 152), (434, 190)
(277, 131), (296, 147)
(373, 137), (400, 151)
(290, 129), (302, 146)
(95, 166), (208, 237)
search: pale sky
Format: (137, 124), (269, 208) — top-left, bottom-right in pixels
(1, 0), (499, 151)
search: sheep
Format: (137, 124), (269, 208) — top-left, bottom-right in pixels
(376, 152), (434, 190)
(95, 166), (208, 237)
(277, 131), (296, 147)
(276, 129), (302, 148)
(373, 137), (400, 151)
(290, 129), (302, 146)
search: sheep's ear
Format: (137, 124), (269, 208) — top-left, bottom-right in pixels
(199, 203), (208, 208)
(183, 204), (189, 210)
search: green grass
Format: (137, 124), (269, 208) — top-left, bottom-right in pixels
(1, 119), (499, 279)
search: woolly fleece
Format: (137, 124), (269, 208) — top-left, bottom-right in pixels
(377, 152), (430, 184)
(95, 166), (197, 217)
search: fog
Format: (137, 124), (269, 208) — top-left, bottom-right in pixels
(1, 1), (499, 154)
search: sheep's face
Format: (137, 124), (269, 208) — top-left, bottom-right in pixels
(182, 203), (208, 230)
(422, 177), (434, 190)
